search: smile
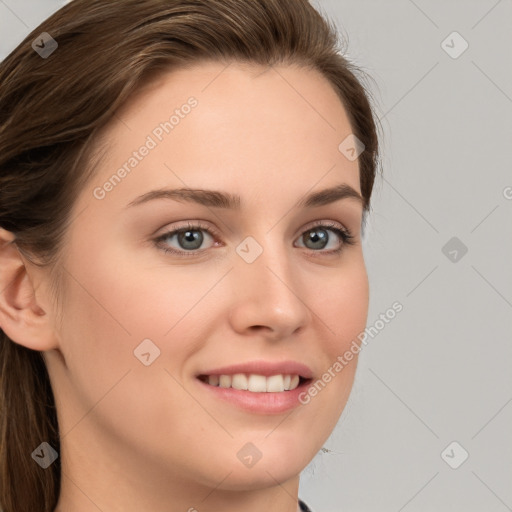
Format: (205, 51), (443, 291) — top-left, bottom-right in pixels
(195, 374), (314, 414)
(197, 373), (309, 392)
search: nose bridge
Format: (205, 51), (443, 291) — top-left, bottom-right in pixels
(229, 232), (311, 335)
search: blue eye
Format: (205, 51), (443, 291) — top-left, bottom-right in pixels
(154, 221), (217, 257)
(154, 220), (355, 258)
(161, 225), (212, 251)
(296, 221), (355, 254)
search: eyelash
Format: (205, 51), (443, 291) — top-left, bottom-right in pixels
(153, 220), (356, 258)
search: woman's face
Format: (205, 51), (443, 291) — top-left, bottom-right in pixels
(44, 61), (369, 505)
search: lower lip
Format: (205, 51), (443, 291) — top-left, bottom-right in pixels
(195, 377), (312, 414)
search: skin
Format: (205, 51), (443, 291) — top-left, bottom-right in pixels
(0, 61), (369, 512)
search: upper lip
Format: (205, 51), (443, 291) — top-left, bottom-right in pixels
(196, 360), (314, 379)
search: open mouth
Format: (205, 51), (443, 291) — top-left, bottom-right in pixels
(195, 371), (315, 413)
(197, 374), (312, 393)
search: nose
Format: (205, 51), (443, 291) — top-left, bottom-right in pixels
(228, 243), (312, 340)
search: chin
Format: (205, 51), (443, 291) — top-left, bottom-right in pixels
(199, 441), (313, 491)
(207, 463), (302, 491)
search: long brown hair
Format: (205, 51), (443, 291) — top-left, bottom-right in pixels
(0, 1), (381, 510)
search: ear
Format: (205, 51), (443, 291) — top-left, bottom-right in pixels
(0, 227), (58, 351)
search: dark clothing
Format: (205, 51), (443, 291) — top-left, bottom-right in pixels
(299, 498), (313, 512)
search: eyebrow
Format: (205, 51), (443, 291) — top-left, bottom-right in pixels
(126, 183), (364, 210)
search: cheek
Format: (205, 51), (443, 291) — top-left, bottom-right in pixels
(312, 260), (367, 397)
(60, 233), (188, 339)
(315, 257), (369, 353)
(56, 269), (135, 409)
(55, 257), (204, 457)
(56, 240), (217, 398)
(54, 238), (150, 413)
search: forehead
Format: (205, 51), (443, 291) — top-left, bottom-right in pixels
(79, 61), (361, 214)
(103, 60), (356, 154)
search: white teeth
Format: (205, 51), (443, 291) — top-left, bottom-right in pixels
(248, 374), (267, 392)
(266, 374), (284, 392)
(202, 373), (303, 392)
(231, 373), (248, 390)
(208, 375), (219, 386)
(219, 375), (231, 388)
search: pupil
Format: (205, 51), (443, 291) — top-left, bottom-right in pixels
(306, 229), (327, 249)
(179, 229), (203, 249)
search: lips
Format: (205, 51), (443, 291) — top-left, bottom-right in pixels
(195, 371), (314, 414)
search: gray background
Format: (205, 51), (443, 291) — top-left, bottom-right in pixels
(1, 1), (511, 511)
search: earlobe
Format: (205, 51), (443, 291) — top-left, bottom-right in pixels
(0, 227), (57, 351)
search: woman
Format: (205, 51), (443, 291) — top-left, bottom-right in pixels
(0, 0), (381, 511)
